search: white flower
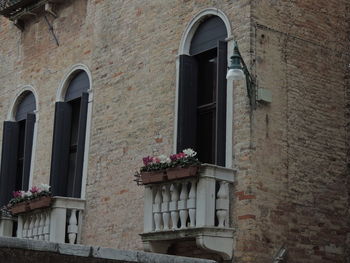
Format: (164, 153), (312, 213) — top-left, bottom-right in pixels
(183, 148), (197, 157)
(158, 154), (171, 163)
(39, 184), (50, 192)
(23, 191), (32, 197)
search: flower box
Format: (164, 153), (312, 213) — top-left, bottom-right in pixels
(140, 171), (167, 185)
(10, 196), (52, 215)
(28, 196), (52, 210)
(166, 166), (199, 180)
(9, 202), (28, 215)
(135, 149), (201, 186)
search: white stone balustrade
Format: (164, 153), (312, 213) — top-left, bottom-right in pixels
(142, 164), (235, 260)
(144, 165), (234, 232)
(0, 215), (14, 237)
(0, 197), (85, 244)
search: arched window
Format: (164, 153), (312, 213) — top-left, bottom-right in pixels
(0, 91), (36, 205)
(177, 16), (227, 165)
(50, 70), (89, 198)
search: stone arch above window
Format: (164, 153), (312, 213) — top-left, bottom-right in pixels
(179, 8), (232, 56)
(7, 86), (39, 122)
(15, 91), (36, 121)
(190, 16), (227, 55)
(64, 70), (89, 102)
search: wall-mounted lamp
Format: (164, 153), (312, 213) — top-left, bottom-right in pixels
(226, 41), (256, 109)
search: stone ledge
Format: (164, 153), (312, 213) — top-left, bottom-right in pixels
(0, 236), (217, 263)
(140, 228), (235, 260)
(140, 227), (235, 241)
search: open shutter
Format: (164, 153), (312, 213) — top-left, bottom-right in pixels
(215, 41), (227, 166)
(50, 102), (72, 197)
(177, 55), (198, 152)
(0, 121), (19, 206)
(72, 92), (88, 198)
(22, 113), (35, 190)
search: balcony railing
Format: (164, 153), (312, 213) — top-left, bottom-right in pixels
(140, 164), (235, 260)
(0, 0), (62, 22)
(0, 197), (85, 244)
(0, 0), (36, 18)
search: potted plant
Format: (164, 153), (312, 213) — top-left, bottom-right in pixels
(8, 184), (52, 215)
(135, 149), (201, 185)
(167, 149), (201, 180)
(138, 155), (170, 184)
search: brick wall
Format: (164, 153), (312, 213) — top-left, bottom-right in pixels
(233, 0), (350, 262)
(0, 0), (348, 262)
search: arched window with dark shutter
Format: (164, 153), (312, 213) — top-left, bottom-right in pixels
(0, 91), (36, 206)
(177, 16), (227, 166)
(50, 70), (89, 198)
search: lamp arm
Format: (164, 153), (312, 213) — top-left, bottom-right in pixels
(236, 48), (254, 83)
(237, 49), (256, 109)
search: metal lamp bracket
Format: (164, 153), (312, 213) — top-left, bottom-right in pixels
(45, 2), (57, 18)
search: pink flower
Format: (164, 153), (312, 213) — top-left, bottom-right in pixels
(30, 186), (40, 194)
(176, 152), (186, 159)
(12, 191), (22, 198)
(152, 157), (160, 163)
(142, 156), (153, 166)
(170, 154), (178, 161)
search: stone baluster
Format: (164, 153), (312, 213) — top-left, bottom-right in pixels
(188, 180), (197, 227)
(43, 211), (50, 241)
(38, 213), (45, 240)
(169, 184), (179, 230)
(23, 217), (29, 238)
(28, 215), (34, 239)
(33, 214), (39, 239)
(161, 185), (170, 230)
(153, 187), (162, 231)
(179, 182), (189, 229)
(17, 216), (23, 238)
(68, 209), (78, 244)
(216, 181), (229, 227)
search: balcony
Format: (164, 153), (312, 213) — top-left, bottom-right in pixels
(0, 0), (62, 29)
(0, 0), (39, 18)
(140, 164), (235, 260)
(0, 197), (85, 244)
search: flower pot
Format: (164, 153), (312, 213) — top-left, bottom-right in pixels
(140, 171), (167, 184)
(28, 196), (52, 210)
(10, 196), (52, 215)
(9, 202), (28, 215)
(166, 166), (198, 180)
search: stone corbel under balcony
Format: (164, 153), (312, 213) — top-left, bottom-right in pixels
(140, 164), (235, 260)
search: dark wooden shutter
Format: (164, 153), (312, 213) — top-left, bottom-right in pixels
(72, 92), (88, 198)
(0, 121), (19, 206)
(215, 41), (227, 166)
(177, 55), (198, 152)
(22, 113), (36, 190)
(50, 102), (72, 196)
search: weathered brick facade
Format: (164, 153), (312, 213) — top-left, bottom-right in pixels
(0, 0), (349, 262)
